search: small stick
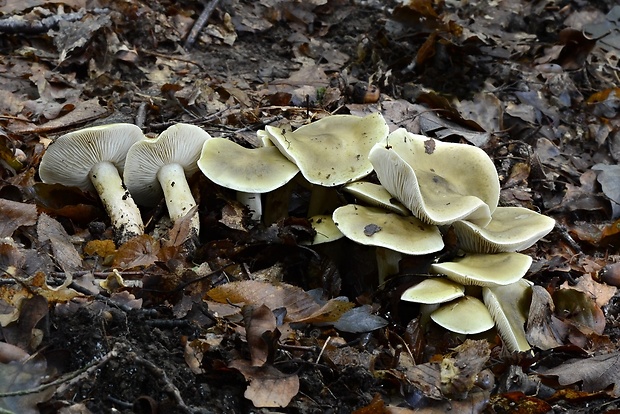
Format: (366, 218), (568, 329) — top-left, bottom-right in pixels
(184, 0), (220, 50)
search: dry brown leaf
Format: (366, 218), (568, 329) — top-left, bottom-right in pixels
(0, 199), (37, 238)
(37, 213), (82, 273)
(207, 280), (320, 321)
(83, 240), (116, 260)
(538, 351), (620, 396)
(229, 359), (299, 408)
(291, 298), (354, 324)
(243, 304), (277, 367)
(526, 285), (566, 350)
(112, 234), (160, 269)
(562, 273), (616, 308)
(0, 352), (55, 414)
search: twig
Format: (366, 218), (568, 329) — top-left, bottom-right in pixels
(184, 0), (220, 50)
(0, 343), (120, 399)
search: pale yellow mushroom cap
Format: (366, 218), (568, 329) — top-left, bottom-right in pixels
(453, 206), (556, 253)
(197, 137), (299, 193)
(431, 296), (495, 334)
(332, 204), (444, 255)
(401, 277), (465, 304)
(369, 128), (499, 227)
(430, 252), (532, 287)
(265, 112), (389, 187)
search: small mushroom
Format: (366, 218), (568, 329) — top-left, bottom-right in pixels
(38, 123), (145, 245)
(124, 123), (211, 237)
(197, 137), (299, 221)
(369, 128), (500, 227)
(342, 181), (409, 215)
(430, 252), (532, 287)
(401, 277), (465, 304)
(483, 279), (533, 352)
(431, 296), (495, 335)
(333, 204), (444, 282)
(265, 112), (389, 187)
(304, 215), (344, 245)
(452, 206), (556, 253)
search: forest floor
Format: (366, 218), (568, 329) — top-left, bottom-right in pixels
(1, 0), (620, 413)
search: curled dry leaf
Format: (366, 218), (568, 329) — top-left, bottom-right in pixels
(229, 360), (299, 408)
(0, 199), (37, 238)
(112, 234), (160, 269)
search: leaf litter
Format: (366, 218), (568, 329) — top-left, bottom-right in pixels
(1, 0), (620, 412)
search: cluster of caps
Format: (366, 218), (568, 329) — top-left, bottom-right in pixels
(39, 114), (555, 350)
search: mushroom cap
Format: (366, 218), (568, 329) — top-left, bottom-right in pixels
(431, 296), (495, 334)
(453, 206), (556, 253)
(265, 112), (389, 186)
(124, 123), (211, 206)
(197, 138), (299, 193)
(39, 123), (145, 192)
(342, 181), (410, 215)
(332, 204), (444, 255)
(401, 277), (465, 304)
(304, 214), (344, 245)
(483, 279), (533, 352)
(430, 252), (532, 287)
(368, 128), (499, 226)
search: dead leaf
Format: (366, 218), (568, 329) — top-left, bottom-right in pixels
(332, 305), (388, 333)
(0, 199), (37, 238)
(207, 280), (321, 321)
(526, 286), (566, 350)
(37, 213), (82, 273)
(112, 235), (160, 269)
(229, 360), (299, 408)
(562, 273), (616, 308)
(243, 305), (277, 367)
(538, 351), (620, 396)
(0, 352), (55, 414)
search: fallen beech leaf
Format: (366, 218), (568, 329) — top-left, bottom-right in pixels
(489, 392), (551, 414)
(0, 353), (55, 414)
(0, 199), (37, 238)
(229, 359), (299, 408)
(112, 234), (160, 269)
(207, 280), (320, 321)
(538, 351), (620, 396)
(526, 286), (566, 350)
(332, 305), (388, 333)
(37, 213), (82, 273)
(562, 273), (616, 309)
(84, 240), (116, 260)
(439, 339), (491, 399)
(243, 305), (277, 367)
(292, 298), (355, 324)
(553, 288), (606, 335)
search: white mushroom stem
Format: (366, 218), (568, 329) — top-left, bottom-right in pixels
(237, 191), (262, 222)
(88, 161), (144, 244)
(376, 247), (402, 286)
(157, 163), (199, 234)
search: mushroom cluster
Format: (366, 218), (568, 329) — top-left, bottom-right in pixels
(366, 129), (556, 351)
(38, 116), (555, 352)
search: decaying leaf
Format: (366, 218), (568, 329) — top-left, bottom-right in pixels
(112, 235), (160, 269)
(243, 304), (277, 367)
(37, 213), (82, 273)
(0, 199), (37, 238)
(538, 351), (620, 396)
(0, 351), (55, 414)
(229, 360), (299, 408)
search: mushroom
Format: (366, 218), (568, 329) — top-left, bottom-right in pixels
(304, 215), (344, 245)
(430, 296), (496, 335)
(452, 206), (556, 253)
(333, 204), (444, 282)
(342, 181), (409, 215)
(265, 112), (389, 187)
(197, 137), (299, 222)
(430, 252), (532, 287)
(400, 277), (465, 304)
(368, 128), (500, 227)
(266, 113), (389, 217)
(123, 123), (211, 238)
(483, 279), (533, 352)
(38, 123), (145, 245)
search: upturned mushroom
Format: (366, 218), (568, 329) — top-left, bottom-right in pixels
(38, 123), (145, 245)
(266, 113), (389, 217)
(342, 181), (410, 215)
(124, 123), (211, 238)
(430, 252), (533, 287)
(197, 137), (299, 222)
(369, 129), (500, 227)
(452, 206), (556, 253)
(430, 296), (496, 335)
